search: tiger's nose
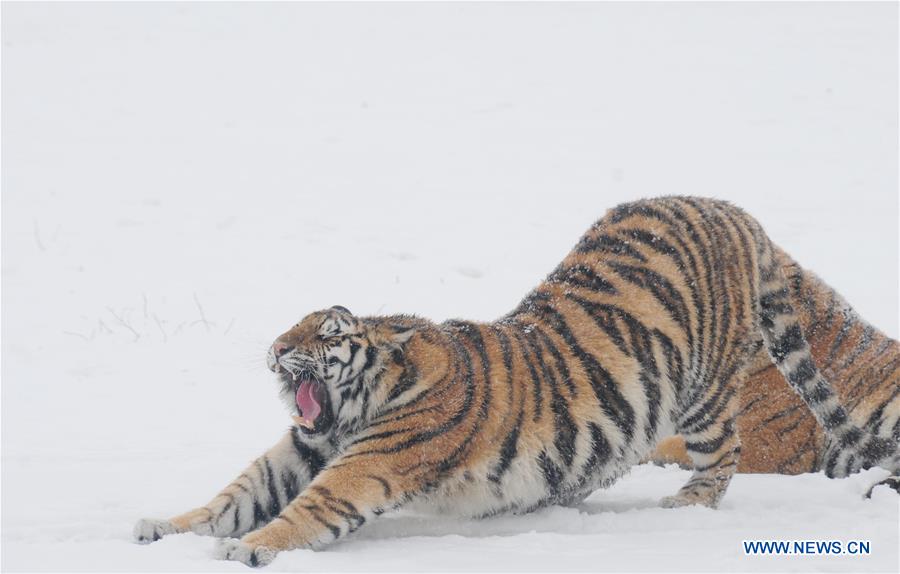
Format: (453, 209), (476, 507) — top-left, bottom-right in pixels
(273, 342), (294, 357)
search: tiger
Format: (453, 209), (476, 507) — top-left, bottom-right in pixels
(650, 247), (900, 491)
(134, 196), (900, 567)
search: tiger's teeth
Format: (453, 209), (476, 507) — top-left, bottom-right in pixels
(291, 415), (315, 429)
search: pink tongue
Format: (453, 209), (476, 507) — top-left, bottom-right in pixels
(296, 379), (322, 422)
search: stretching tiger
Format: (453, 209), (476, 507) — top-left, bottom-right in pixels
(135, 196), (899, 566)
(651, 248), (900, 488)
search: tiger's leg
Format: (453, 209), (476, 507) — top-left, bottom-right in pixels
(864, 400), (900, 496)
(843, 394), (900, 497)
(134, 428), (331, 543)
(661, 388), (741, 509)
(214, 451), (424, 566)
(558, 489), (594, 508)
(649, 436), (693, 469)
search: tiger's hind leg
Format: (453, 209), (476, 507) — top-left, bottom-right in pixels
(661, 388), (741, 509)
(863, 407), (900, 497)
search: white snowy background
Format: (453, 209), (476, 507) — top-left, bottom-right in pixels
(2, 2), (898, 572)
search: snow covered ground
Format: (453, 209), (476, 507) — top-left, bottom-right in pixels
(2, 2), (898, 572)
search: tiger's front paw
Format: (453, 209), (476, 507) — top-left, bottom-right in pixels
(133, 518), (177, 544)
(214, 538), (277, 567)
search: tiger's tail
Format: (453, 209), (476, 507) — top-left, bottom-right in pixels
(754, 232), (899, 479)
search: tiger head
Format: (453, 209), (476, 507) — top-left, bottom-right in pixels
(266, 305), (416, 436)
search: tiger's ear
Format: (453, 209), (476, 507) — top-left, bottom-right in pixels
(330, 305), (352, 315)
(389, 326), (416, 345)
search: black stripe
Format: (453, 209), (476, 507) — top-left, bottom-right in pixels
(263, 458), (281, 518)
(435, 323), (494, 475)
(619, 227), (683, 266)
(581, 422), (612, 477)
(693, 448), (739, 472)
(512, 330), (543, 422)
(647, 201), (707, 382)
(839, 426), (863, 448)
(304, 504), (341, 540)
(778, 427), (820, 474)
(759, 287), (792, 322)
(538, 451), (565, 498)
(488, 327), (524, 484)
(369, 405), (443, 427)
(608, 201), (680, 227)
(718, 208), (756, 325)
(679, 384), (738, 434)
(666, 199), (717, 382)
(489, 419), (522, 484)
(533, 301), (635, 439)
(787, 359), (820, 391)
(858, 435), (894, 464)
(252, 500), (267, 528)
(291, 429), (327, 477)
(606, 261), (691, 334)
(347, 426), (416, 448)
(366, 475), (392, 498)
(322, 501), (365, 533)
(316, 490), (366, 533)
(493, 326), (517, 412)
(282, 468), (299, 502)
(547, 263), (618, 294)
(526, 329), (579, 468)
(638, 370), (661, 442)
(835, 325), (876, 375)
(685, 424), (734, 455)
(576, 233), (648, 262)
(386, 362), (419, 404)
(532, 325), (578, 397)
(232, 500), (241, 534)
(768, 323), (805, 363)
(654, 328), (685, 397)
(823, 408), (848, 431)
(748, 404), (805, 432)
(825, 311), (857, 365)
(692, 202), (735, 382)
(565, 295), (630, 358)
(619, 306), (660, 377)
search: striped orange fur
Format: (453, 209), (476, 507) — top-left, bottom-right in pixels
(135, 197), (899, 566)
(652, 249), (900, 475)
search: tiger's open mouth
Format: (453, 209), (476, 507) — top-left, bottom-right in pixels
(294, 376), (325, 429)
(279, 371), (334, 435)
